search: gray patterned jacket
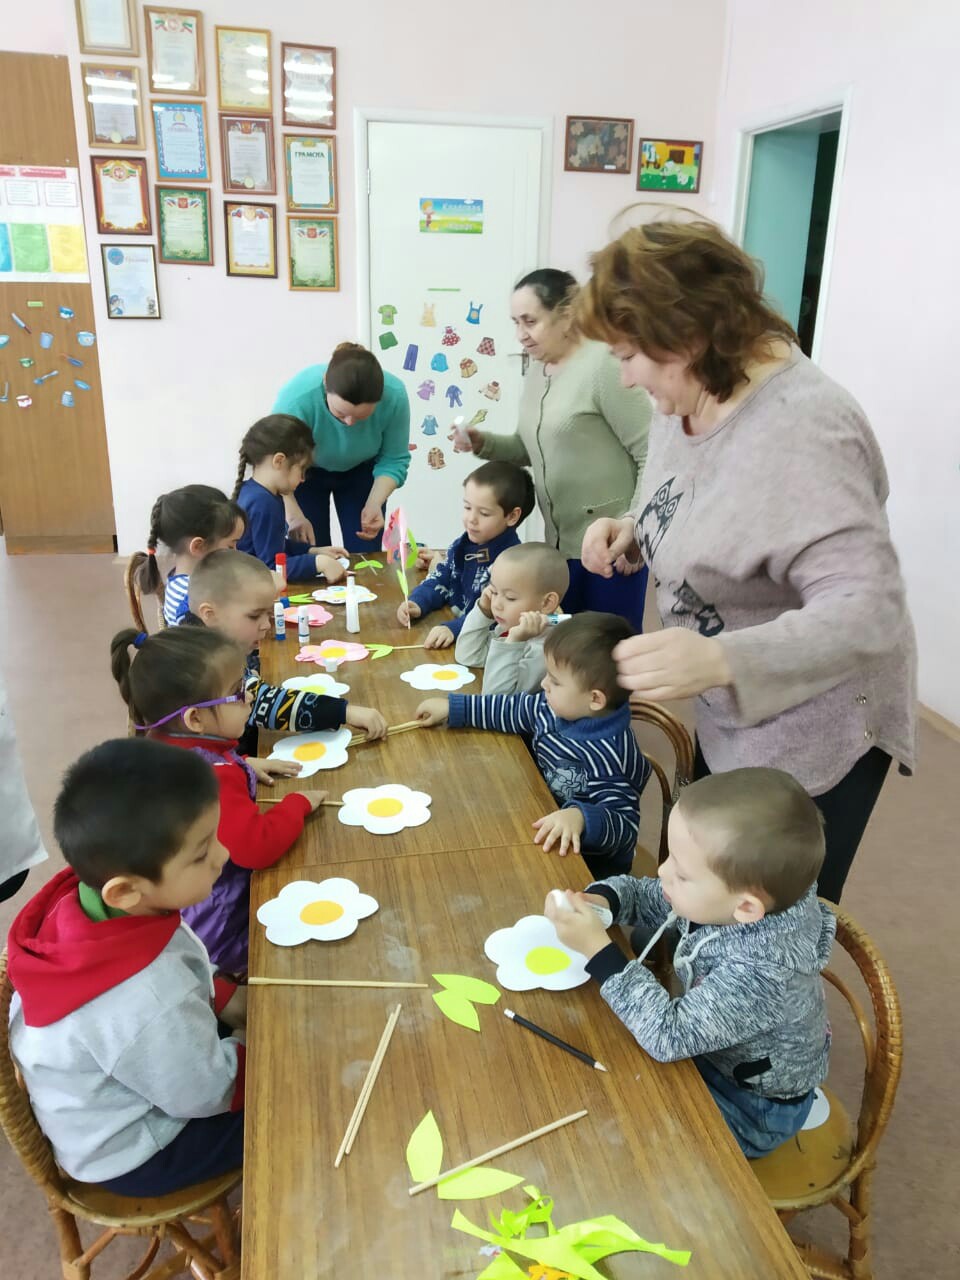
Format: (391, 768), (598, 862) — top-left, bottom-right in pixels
(586, 878), (835, 1099)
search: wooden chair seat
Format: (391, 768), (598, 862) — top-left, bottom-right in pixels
(63, 1168), (242, 1227)
(752, 1088), (854, 1204)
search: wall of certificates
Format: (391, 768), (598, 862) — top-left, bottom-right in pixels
(75, 0), (341, 317)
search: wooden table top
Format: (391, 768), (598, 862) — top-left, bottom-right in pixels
(243, 567), (806, 1279)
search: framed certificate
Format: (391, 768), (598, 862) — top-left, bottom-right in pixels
(287, 217), (338, 292)
(151, 99), (210, 182)
(224, 201), (277, 278)
(90, 155), (151, 235)
(220, 115), (276, 195)
(75, 0), (138, 56)
(81, 63), (144, 148)
(144, 7), (204, 96)
(156, 185), (212, 265)
(101, 244), (160, 318)
(283, 135), (337, 213)
(215, 27), (272, 115)
(281, 43), (336, 130)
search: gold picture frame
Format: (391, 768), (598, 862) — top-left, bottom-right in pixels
(224, 200), (277, 278)
(81, 63), (144, 149)
(287, 217), (338, 292)
(220, 115), (277, 195)
(281, 42), (336, 130)
(144, 7), (205, 97)
(215, 26), (272, 116)
(75, 0), (139, 56)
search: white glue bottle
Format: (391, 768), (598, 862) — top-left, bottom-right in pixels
(345, 571), (360, 634)
(273, 601), (286, 641)
(297, 605), (311, 646)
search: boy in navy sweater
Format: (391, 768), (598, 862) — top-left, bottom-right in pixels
(417, 612), (650, 876)
(397, 461), (535, 649)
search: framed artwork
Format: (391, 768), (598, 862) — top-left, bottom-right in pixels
(215, 26), (272, 115)
(287, 217), (338, 291)
(281, 42), (336, 130)
(151, 99), (210, 182)
(283, 135), (337, 213)
(90, 155), (151, 234)
(637, 138), (704, 193)
(81, 63), (144, 148)
(564, 116), (634, 174)
(75, 0), (138, 56)
(144, 7), (205, 97)
(101, 244), (160, 318)
(220, 115), (277, 195)
(224, 200), (277, 278)
(156, 185), (213, 265)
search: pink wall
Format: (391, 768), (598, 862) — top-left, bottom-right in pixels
(713, 0), (960, 722)
(4, 0), (722, 558)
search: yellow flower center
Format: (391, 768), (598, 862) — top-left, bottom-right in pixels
(433, 669), (458, 682)
(299, 899), (345, 925)
(323, 645), (347, 658)
(293, 742), (327, 762)
(524, 946), (571, 976)
(367, 797), (404, 818)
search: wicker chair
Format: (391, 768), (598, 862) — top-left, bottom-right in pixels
(751, 907), (903, 1280)
(0, 950), (242, 1280)
(629, 696), (694, 864)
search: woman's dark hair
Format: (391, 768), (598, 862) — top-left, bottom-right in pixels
(514, 268), (579, 313)
(128, 485), (246, 620)
(54, 738), (219, 887)
(233, 414), (315, 498)
(325, 342), (384, 405)
(466, 461), (536, 524)
(110, 625), (245, 733)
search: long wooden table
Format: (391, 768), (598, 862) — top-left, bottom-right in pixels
(242, 566), (807, 1279)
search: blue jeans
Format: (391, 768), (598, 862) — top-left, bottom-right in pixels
(696, 1057), (815, 1159)
(99, 1110), (244, 1196)
(294, 460), (384, 553)
(563, 559), (648, 632)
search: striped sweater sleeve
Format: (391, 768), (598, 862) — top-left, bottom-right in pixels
(564, 731), (650, 858)
(447, 691), (542, 736)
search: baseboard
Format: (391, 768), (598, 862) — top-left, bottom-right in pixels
(4, 534), (115, 555)
(919, 703), (960, 745)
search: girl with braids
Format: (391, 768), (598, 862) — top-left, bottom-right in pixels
(110, 625), (328, 972)
(233, 414), (349, 583)
(128, 485), (246, 627)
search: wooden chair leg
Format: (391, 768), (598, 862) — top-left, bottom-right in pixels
(48, 1202), (89, 1280)
(848, 1170), (873, 1279)
(207, 1197), (240, 1265)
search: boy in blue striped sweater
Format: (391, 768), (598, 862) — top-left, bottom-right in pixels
(416, 613), (650, 876)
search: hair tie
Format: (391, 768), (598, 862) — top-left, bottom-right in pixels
(146, 547), (157, 557)
(134, 632), (147, 649)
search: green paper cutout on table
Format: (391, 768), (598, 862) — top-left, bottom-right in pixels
(434, 973), (501, 1004)
(432, 989), (481, 1032)
(354, 557), (382, 571)
(476, 1255), (528, 1280)
(406, 1109), (444, 1183)
(437, 1167), (525, 1201)
(287, 593), (315, 604)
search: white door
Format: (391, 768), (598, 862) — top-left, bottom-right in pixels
(365, 120), (544, 547)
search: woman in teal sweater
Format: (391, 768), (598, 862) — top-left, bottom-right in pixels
(274, 342), (410, 551)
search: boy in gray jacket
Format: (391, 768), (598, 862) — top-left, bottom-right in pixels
(546, 767), (835, 1157)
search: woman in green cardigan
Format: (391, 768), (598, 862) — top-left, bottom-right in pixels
(462, 270), (652, 628)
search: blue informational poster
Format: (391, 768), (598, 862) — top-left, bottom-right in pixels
(419, 198), (483, 234)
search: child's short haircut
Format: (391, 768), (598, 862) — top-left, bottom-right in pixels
(54, 738), (219, 888)
(467, 461), (536, 523)
(495, 542), (570, 598)
(233, 414), (314, 499)
(543, 612), (632, 709)
(677, 768), (826, 913)
(110, 626), (245, 732)
(188, 548), (274, 611)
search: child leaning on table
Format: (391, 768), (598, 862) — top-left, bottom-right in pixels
(454, 542), (571, 694)
(7, 738), (247, 1196)
(397, 460), (535, 649)
(111, 625), (328, 974)
(545, 768), (836, 1159)
(417, 612), (650, 878)
(185, 548), (386, 757)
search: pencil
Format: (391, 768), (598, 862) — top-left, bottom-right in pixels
(504, 1008), (608, 1072)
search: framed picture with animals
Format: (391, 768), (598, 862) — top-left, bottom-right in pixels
(563, 116), (634, 174)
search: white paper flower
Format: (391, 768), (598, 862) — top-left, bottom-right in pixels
(256, 877), (378, 946)
(400, 663), (475, 692)
(267, 727), (352, 776)
(282, 673), (351, 697)
(313, 584), (378, 604)
(484, 915), (590, 991)
(338, 784), (432, 835)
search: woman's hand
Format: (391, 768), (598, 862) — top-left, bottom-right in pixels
(452, 427), (484, 454)
(581, 516), (637, 578)
(356, 505), (385, 541)
(284, 497), (316, 548)
(614, 553), (644, 577)
(613, 629), (733, 702)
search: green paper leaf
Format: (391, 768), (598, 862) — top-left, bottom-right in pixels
(396, 566), (409, 599)
(433, 989), (480, 1032)
(406, 1110), (444, 1183)
(433, 973), (501, 1005)
(437, 1166), (525, 1200)
(476, 1255), (527, 1280)
(367, 643), (394, 660)
(287, 593), (314, 603)
(355, 558), (382, 571)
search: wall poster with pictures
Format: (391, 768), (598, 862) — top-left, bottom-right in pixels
(151, 99), (210, 182)
(215, 26), (272, 115)
(90, 155), (151, 234)
(75, 0), (138, 56)
(101, 243), (160, 318)
(283, 135), (337, 212)
(637, 138), (703, 192)
(156, 185), (212, 264)
(287, 216), (338, 291)
(224, 200), (277, 278)
(564, 116), (634, 174)
(81, 63), (144, 148)
(220, 115), (277, 195)
(281, 43), (336, 129)
(144, 7), (205, 96)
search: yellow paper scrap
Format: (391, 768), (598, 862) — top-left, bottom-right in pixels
(437, 1166), (525, 1201)
(406, 1110), (443, 1183)
(433, 989), (481, 1032)
(433, 973), (501, 1004)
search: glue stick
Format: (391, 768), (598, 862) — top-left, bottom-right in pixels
(345, 571), (360, 634)
(545, 613), (572, 626)
(275, 552), (287, 595)
(297, 605), (311, 645)
(273, 602), (286, 641)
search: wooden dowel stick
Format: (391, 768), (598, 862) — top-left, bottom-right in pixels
(258, 797), (342, 806)
(349, 720), (422, 746)
(248, 977), (428, 989)
(407, 1109), (588, 1196)
(335, 1004), (401, 1167)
